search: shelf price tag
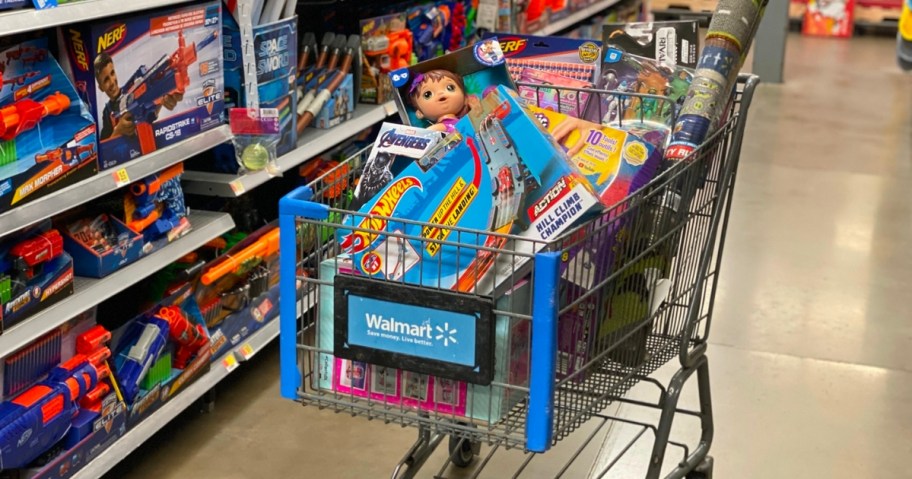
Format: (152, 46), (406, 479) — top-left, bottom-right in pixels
(238, 343), (256, 360)
(112, 168), (131, 187)
(229, 179), (246, 195)
(222, 352), (240, 372)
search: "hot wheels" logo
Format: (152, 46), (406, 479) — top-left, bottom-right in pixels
(341, 177), (421, 253)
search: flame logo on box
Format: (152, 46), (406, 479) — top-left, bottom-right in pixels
(341, 176), (422, 254)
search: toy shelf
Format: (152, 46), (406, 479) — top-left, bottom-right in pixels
(181, 102), (397, 197)
(71, 311), (290, 479)
(535, 0), (623, 35)
(0, 125), (231, 238)
(0, 0), (199, 36)
(0, 210), (235, 356)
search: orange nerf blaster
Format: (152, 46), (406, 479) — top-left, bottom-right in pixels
(126, 163), (184, 235)
(201, 228), (279, 286)
(0, 91), (70, 141)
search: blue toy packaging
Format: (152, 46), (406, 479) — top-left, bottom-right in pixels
(390, 38), (515, 132)
(63, 213), (144, 278)
(408, 2), (453, 62)
(0, 38), (99, 216)
(220, 14), (297, 160)
(0, 223), (75, 332)
(108, 285), (211, 429)
(314, 73), (353, 129)
(0, 0), (27, 10)
(62, 1), (224, 170)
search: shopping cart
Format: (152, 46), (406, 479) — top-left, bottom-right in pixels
(278, 74), (759, 478)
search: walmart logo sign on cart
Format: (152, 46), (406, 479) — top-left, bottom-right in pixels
(347, 296), (477, 367)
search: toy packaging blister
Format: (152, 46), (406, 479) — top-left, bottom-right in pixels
(528, 105), (662, 208)
(229, 108), (281, 175)
(0, 223), (74, 332)
(122, 163), (192, 253)
(587, 48), (693, 127)
(389, 38), (515, 131)
(63, 1), (224, 170)
(107, 284), (211, 429)
(196, 224), (280, 360)
(349, 122), (443, 211)
(603, 20), (700, 68)
(222, 14), (297, 159)
(360, 13), (412, 104)
(0, 38), (99, 216)
(516, 67), (593, 118)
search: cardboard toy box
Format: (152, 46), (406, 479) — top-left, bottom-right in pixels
(221, 14), (297, 158)
(603, 21), (700, 69)
(22, 394), (127, 479)
(314, 73), (354, 129)
(62, 1), (224, 170)
(195, 225), (281, 360)
(360, 13), (412, 104)
(63, 214), (144, 278)
(0, 225), (74, 333)
(107, 285), (211, 429)
(0, 38), (99, 215)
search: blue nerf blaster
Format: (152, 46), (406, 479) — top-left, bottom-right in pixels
(116, 316), (169, 404)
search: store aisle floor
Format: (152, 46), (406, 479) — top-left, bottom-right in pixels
(109, 33), (912, 479)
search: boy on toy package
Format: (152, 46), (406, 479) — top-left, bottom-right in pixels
(64, 1), (224, 170)
(389, 38), (514, 133)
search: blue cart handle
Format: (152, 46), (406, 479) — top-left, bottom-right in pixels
(278, 186), (330, 221)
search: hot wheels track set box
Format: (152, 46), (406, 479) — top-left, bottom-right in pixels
(0, 38), (98, 215)
(63, 1), (224, 170)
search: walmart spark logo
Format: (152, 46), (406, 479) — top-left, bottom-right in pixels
(435, 322), (458, 347)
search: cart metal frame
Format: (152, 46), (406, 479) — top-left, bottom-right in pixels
(278, 74), (759, 479)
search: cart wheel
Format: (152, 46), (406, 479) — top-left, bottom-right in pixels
(448, 435), (477, 468)
(686, 456), (713, 479)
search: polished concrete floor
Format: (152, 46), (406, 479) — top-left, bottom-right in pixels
(109, 34), (912, 478)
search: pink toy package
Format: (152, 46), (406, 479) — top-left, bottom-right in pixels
(333, 359), (403, 404)
(517, 67), (594, 118)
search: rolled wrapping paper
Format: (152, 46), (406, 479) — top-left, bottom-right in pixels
(705, 0), (760, 54)
(665, 0), (767, 162)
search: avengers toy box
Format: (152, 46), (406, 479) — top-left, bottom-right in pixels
(221, 14), (297, 158)
(107, 285), (211, 429)
(0, 225), (75, 332)
(0, 38), (99, 215)
(63, 1), (224, 170)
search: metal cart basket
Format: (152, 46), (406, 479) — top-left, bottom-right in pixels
(279, 74), (759, 478)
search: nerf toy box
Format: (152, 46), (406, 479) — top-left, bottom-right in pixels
(221, 14), (297, 158)
(603, 21), (700, 68)
(63, 213), (144, 278)
(196, 225), (280, 360)
(390, 38), (515, 132)
(62, 1), (224, 170)
(360, 13), (412, 104)
(106, 285), (211, 429)
(0, 225), (74, 332)
(529, 105), (662, 208)
(0, 0), (26, 10)
(122, 163), (193, 255)
(0, 38), (99, 216)
(407, 3), (452, 62)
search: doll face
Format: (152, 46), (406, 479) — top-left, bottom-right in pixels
(414, 76), (465, 122)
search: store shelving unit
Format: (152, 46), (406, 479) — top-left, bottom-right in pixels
(71, 319), (280, 479)
(536, 0), (623, 35)
(0, 0), (197, 35)
(0, 125), (231, 234)
(0, 210), (235, 355)
(182, 102), (397, 197)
